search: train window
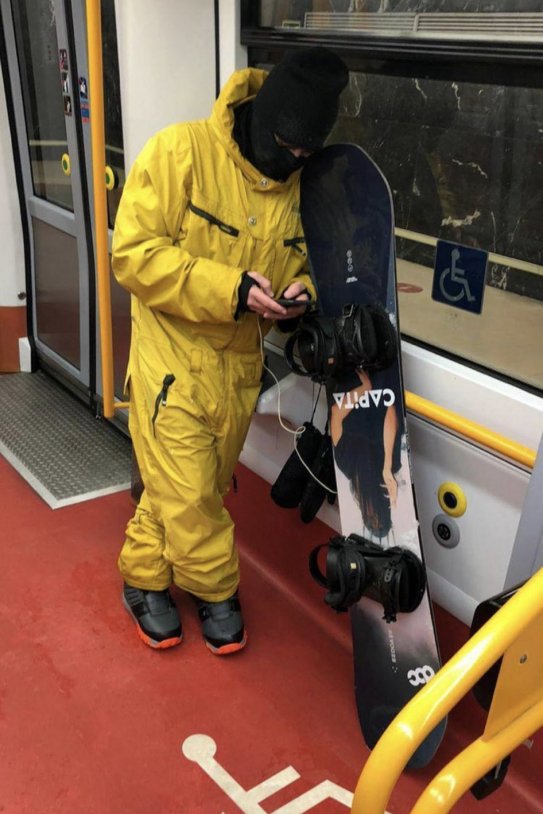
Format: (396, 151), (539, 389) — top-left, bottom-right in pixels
(328, 70), (543, 391)
(101, 0), (125, 229)
(11, 0), (74, 211)
(259, 2), (543, 40)
(247, 2), (543, 392)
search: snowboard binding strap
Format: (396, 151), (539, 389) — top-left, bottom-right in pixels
(284, 302), (397, 384)
(309, 533), (426, 622)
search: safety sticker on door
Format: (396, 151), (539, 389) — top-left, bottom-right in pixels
(432, 240), (488, 314)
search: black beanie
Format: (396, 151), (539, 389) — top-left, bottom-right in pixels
(252, 47), (349, 152)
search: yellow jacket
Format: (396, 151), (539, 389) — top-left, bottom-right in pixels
(112, 67), (314, 356)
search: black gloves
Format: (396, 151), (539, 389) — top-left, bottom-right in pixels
(271, 421), (336, 523)
(235, 272), (259, 319)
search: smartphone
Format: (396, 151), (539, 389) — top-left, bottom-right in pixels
(275, 298), (310, 309)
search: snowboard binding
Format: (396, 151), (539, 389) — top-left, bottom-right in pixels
(309, 533), (426, 622)
(284, 302), (396, 383)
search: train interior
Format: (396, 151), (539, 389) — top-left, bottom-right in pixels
(0, 2), (542, 812)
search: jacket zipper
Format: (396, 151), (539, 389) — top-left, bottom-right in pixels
(151, 374), (176, 435)
(284, 237), (306, 255)
(188, 202), (239, 237)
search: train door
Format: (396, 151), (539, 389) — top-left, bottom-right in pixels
(0, 0), (127, 401)
(1, 0), (93, 391)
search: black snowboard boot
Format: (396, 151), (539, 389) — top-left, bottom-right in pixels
(123, 583), (183, 649)
(193, 592), (247, 655)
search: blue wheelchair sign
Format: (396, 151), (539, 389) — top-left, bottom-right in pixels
(432, 240), (488, 314)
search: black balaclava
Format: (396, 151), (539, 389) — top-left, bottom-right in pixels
(237, 47), (349, 182)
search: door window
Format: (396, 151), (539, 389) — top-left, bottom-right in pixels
(11, 0), (74, 211)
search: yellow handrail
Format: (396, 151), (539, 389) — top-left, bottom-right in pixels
(411, 701), (543, 813)
(405, 391), (537, 469)
(86, 1), (128, 416)
(351, 567), (543, 814)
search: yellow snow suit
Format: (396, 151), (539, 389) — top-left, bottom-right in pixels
(112, 68), (314, 601)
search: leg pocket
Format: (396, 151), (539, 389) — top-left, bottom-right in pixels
(214, 355), (262, 496)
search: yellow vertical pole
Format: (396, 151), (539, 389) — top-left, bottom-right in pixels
(86, 0), (115, 418)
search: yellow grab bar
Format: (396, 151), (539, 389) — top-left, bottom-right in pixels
(405, 391), (536, 469)
(351, 567), (543, 814)
(87, 0), (125, 417)
(410, 699), (543, 813)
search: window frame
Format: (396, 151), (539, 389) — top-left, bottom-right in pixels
(240, 2), (543, 91)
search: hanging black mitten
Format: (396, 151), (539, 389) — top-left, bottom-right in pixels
(299, 430), (337, 523)
(271, 422), (323, 508)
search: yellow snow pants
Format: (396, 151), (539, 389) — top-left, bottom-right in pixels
(118, 325), (262, 602)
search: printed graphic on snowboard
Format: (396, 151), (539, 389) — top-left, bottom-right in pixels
(298, 143), (446, 767)
(331, 365), (401, 542)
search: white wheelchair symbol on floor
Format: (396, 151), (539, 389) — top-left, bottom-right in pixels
(439, 248), (475, 303)
(182, 734), (354, 812)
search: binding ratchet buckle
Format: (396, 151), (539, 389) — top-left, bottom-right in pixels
(284, 302), (397, 383)
(309, 533), (426, 622)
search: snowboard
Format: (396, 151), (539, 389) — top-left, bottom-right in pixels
(299, 143), (446, 768)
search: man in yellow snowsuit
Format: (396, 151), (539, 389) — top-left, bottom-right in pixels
(112, 47), (348, 654)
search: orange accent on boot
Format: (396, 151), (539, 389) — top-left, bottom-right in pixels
(206, 630), (248, 656)
(135, 624), (183, 650)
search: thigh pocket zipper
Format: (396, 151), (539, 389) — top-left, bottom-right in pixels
(151, 374), (176, 435)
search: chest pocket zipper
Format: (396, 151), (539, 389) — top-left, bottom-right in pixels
(284, 237), (306, 255)
(151, 374), (176, 435)
(188, 202), (240, 237)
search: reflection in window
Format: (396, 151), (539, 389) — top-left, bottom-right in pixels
(260, 1), (543, 38)
(102, 0), (125, 229)
(330, 71), (543, 390)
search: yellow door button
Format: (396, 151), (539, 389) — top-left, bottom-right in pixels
(61, 153), (71, 176)
(437, 481), (467, 517)
(105, 165), (118, 191)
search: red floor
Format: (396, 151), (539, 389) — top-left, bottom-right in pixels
(0, 454), (540, 813)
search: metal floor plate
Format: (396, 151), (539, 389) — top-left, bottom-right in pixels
(0, 371), (131, 508)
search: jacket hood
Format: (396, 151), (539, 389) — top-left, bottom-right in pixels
(211, 67), (267, 135)
(209, 67), (297, 187)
